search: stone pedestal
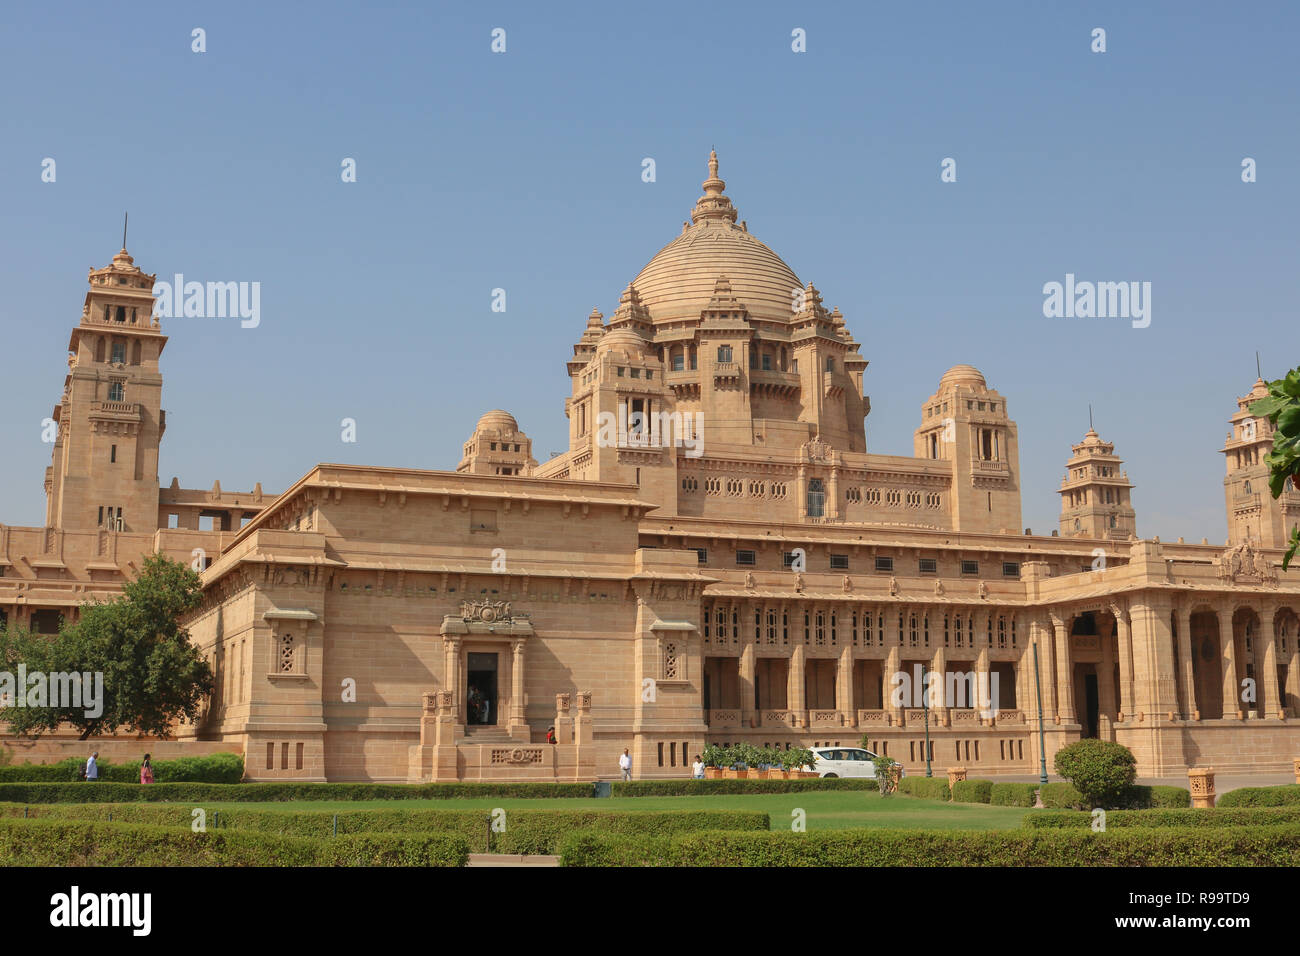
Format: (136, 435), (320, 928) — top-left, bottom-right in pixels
(947, 766), (967, 799)
(1187, 767), (1215, 809)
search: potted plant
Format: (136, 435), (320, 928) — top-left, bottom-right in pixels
(731, 743), (758, 779)
(702, 744), (731, 779)
(783, 747), (818, 778)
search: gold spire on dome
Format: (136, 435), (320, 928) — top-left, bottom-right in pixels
(690, 149), (739, 225)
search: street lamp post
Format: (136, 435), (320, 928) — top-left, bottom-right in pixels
(921, 661), (933, 778)
(1032, 640), (1048, 785)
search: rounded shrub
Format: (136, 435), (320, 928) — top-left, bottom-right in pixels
(1052, 739), (1136, 809)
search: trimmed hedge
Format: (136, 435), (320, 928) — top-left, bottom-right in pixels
(0, 804), (769, 854)
(1040, 782), (1189, 810)
(896, 777), (950, 800)
(991, 783), (1038, 807)
(0, 752), (244, 784)
(0, 818), (468, 866)
(951, 780), (994, 804)
(1024, 806), (1300, 829)
(558, 824), (1300, 866)
(0, 780), (595, 804)
(611, 778), (878, 797)
(1217, 785), (1300, 808)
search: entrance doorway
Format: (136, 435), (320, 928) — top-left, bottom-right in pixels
(1083, 672), (1099, 738)
(467, 652), (498, 725)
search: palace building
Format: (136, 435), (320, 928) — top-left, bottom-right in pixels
(3, 153), (1299, 781)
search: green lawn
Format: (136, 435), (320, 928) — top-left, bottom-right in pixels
(195, 792), (1030, 831)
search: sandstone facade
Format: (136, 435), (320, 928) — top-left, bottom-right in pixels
(3, 153), (1298, 781)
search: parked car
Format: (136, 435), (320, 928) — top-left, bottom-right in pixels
(802, 746), (905, 779)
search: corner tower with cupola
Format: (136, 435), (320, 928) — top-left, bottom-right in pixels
(1222, 376), (1298, 547)
(1058, 427), (1137, 539)
(44, 249), (167, 534)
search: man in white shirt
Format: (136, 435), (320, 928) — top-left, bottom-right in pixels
(85, 752), (99, 781)
(692, 755), (705, 780)
(619, 749), (632, 781)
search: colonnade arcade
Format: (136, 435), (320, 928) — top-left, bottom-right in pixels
(698, 594), (1300, 740)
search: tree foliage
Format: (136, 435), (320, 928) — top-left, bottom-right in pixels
(1248, 368), (1300, 568)
(0, 553), (212, 740)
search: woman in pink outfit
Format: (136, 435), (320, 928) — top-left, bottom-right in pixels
(139, 754), (154, 785)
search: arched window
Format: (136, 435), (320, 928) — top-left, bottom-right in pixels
(806, 479), (826, 518)
(1243, 480), (1252, 494)
(717, 345), (732, 363)
(1109, 514), (1117, 529)
(114, 306), (126, 322)
(1074, 518), (1081, 532)
(825, 357), (834, 372)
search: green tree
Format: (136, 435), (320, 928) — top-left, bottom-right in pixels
(0, 553), (213, 740)
(1053, 739), (1136, 808)
(1248, 368), (1300, 569)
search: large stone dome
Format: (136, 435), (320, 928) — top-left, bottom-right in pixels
(629, 152), (802, 326)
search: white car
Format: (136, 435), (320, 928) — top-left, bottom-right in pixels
(804, 746), (904, 779)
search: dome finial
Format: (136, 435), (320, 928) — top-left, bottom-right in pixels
(690, 148), (738, 225)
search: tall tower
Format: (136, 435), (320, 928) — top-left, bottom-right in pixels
(914, 365), (1022, 534)
(1058, 427), (1136, 539)
(44, 248), (166, 533)
(1221, 377), (1295, 547)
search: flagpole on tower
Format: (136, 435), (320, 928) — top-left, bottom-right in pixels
(122, 212), (128, 250)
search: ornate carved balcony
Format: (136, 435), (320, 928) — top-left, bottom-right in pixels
(88, 401), (141, 424)
(705, 709), (741, 729)
(749, 369), (801, 399)
(857, 709), (892, 727)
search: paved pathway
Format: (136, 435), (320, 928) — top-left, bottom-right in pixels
(466, 853), (560, 868)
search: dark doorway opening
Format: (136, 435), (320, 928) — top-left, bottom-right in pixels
(467, 652), (498, 725)
(1084, 672), (1099, 738)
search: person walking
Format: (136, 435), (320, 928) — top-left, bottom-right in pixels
(139, 753), (154, 785)
(85, 751), (99, 782)
(692, 754), (705, 780)
(618, 748), (632, 781)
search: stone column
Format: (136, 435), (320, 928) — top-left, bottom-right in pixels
(1036, 616), (1058, 721)
(1111, 604), (1135, 720)
(1217, 608), (1240, 719)
(1260, 604), (1282, 719)
(1176, 605), (1196, 719)
(739, 614), (756, 728)
(1052, 614), (1075, 724)
(884, 641), (901, 726)
(837, 642), (855, 726)
(975, 643), (991, 723)
(788, 643), (806, 728)
(931, 644), (949, 726)
(509, 638), (527, 741)
(443, 637), (462, 724)
(1098, 614), (1116, 733)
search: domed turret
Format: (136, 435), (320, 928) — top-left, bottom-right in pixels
(458, 410), (536, 477)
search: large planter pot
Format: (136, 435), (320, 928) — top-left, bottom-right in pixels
(791, 771), (818, 779)
(763, 769), (786, 780)
(722, 769), (741, 779)
(705, 768), (724, 779)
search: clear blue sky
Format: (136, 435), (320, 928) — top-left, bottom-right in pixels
(2, 1), (1296, 543)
